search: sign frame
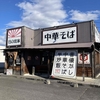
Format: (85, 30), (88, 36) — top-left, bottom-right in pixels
(42, 26), (78, 45)
(51, 50), (78, 79)
(78, 52), (90, 64)
(6, 27), (22, 47)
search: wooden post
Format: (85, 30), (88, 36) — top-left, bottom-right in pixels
(47, 51), (50, 78)
(21, 53), (26, 75)
(5, 56), (8, 74)
(82, 50), (85, 81)
(91, 46), (95, 78)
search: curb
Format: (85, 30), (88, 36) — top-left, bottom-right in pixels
(0, 74), (47, 82)
(1, 74), (100, 87)
(57, 80), (100, 88)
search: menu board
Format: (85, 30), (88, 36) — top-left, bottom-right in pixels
(51, 50), (78, 78)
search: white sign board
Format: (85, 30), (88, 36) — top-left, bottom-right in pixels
(43, 27), (77, 44)
(7, 28), (22, 46)
(7, 69), (13, 75)
(95, 26), (100, 43)
(78, 53), (90, 64)
(51, 50), (77, 78)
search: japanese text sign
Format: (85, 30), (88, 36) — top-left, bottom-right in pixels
(42, 27), (77, 44)
(51, 50), (78, 78)
(7, 28), (22, 46)
(78, 53), (90, 64)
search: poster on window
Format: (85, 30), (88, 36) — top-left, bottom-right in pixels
(78, 53), (90, 64)
(51, 50), (78, 78)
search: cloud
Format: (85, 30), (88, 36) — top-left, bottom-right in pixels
(3, 0), (100, 46)
(0, 31), (6, 46)
(69, 10), (100, 21)
(0, 36), (6, 46)
(7, 0), (100, 29)
(7, 0), (68, 29)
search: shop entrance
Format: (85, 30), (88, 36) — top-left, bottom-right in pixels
(35, 50), (54, 76)
(25, 50), (55, 77)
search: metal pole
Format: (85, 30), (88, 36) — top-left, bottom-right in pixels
(47, 51), (50, 78)
(82, 50), (85, 81)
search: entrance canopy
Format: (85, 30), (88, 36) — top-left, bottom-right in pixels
(3, 42), (94, 50)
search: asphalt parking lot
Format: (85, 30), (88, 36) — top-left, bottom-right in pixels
(0, 75), (100, 100)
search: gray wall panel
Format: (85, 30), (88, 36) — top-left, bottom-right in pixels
(34, 29), (42, 46)
(23, 27), (34, 47)
(77, 22), (91, 43)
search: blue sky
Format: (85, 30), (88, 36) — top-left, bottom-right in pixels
(0, 0), (100, 46)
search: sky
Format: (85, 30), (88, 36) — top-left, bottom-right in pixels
(0, 0), (100, 46)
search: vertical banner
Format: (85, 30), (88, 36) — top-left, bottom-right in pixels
(51, 50), (78, 78)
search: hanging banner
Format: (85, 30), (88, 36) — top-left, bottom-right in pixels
(51, 50), (78, 78)
(78, 53), (90, 64)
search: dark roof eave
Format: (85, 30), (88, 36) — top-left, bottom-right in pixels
(3, 42), (94, 50)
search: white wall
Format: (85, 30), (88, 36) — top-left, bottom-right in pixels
(0, 46), (5, 62)
(0, 46), (5, 73)
(0, 46), (5, 72)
